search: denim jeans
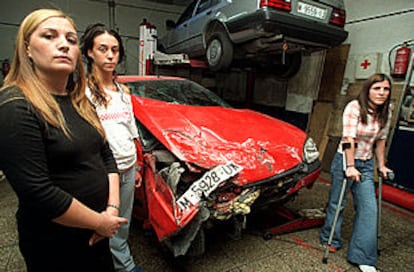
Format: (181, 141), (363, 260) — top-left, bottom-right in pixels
(110, 166), (136, 272)
(320, 152), (377, 266)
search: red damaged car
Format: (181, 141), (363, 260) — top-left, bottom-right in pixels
(118, 75), (321, 256)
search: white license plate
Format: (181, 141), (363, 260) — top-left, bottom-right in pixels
(297, 2), (327, 20)
(177, 162), (242, 211)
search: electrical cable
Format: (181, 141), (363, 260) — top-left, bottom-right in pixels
(347, 9), (414, 25)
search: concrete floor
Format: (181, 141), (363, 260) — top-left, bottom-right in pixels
(0, 172), (413, 272)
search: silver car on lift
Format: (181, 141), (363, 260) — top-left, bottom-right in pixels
(158, 0), (348, 77)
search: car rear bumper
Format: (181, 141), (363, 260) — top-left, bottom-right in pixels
(226, 8), (348, 48)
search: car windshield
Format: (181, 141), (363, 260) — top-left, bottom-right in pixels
(126, 79), (231, 107)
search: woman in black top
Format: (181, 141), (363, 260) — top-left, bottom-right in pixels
(0, 9), (127, 272)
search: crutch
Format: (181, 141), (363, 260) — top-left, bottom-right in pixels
(322, 142), (351, 264)
(377, 170), (394, 255)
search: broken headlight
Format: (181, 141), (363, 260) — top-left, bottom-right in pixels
(303, 137), (319, 163)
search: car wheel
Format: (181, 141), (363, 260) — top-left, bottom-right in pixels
(206, 31), (233, 71)
(186, 227), (205, 256)
(272, 52), (302, 78)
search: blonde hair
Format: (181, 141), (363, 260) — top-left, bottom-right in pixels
(2, 9), (105, 138)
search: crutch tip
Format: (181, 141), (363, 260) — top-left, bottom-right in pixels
(322, 258), (328, 264)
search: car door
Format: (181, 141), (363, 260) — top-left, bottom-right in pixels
(184, 0), (222, 56)
(163, 0), (198, 54)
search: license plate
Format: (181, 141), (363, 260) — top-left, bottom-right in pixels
(297, 2), (327, 20)
(177, 162), (242, 211)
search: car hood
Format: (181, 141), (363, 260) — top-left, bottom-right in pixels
(132, 96), (307, 186)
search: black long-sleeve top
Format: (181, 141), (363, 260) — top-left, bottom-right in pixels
(0, 87), (118, 241)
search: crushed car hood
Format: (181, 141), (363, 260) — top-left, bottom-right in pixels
(132, 96), (307, 186)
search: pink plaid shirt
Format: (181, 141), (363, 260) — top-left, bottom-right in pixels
(337, 100), (391, 160)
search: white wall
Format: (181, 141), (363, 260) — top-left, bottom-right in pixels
(343, 0), (414, 83)
(0, 0), (184, 78)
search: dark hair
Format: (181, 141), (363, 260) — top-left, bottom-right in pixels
(357, 73), (392, 128)
(80, 23), (125, 107)
(81, 23), (124, 67)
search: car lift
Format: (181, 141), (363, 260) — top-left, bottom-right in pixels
(138, 19), (205, 75)
(267, 207), (325, 239)
(246, 205), (325, 240)
(138, 19), (326, 239)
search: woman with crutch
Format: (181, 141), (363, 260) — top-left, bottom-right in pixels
(319, 73), (394, 272)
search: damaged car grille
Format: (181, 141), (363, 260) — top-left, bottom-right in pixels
(205, 160), (321, 220)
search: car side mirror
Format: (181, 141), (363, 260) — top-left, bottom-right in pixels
(166, 19), (176, 30)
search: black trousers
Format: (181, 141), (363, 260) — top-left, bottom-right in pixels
(19, 228), (115, 272)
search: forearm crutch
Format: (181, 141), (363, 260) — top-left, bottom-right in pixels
(322, 142), (351, 264)
(377, 170), (394, 255)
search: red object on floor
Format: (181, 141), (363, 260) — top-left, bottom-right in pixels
(260, 206), (326, 240)
(382, 184), (414, 211)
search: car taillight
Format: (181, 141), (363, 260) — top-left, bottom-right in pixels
(330, 8), (346, 27)
(260, 0), (291, 11)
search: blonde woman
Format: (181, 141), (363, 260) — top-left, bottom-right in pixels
(0, 9), (127, 272)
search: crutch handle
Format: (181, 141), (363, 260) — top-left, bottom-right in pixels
(387, 172), (395, 181)
(378, 171), (395, 181)
(341, 142), (357, 151)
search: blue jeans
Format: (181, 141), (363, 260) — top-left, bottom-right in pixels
(320, 152), (378, 266)
(110, 166), (136, 272)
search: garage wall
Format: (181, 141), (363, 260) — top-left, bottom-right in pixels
(343, 0), (414, 83)
(0, 0), (184, 80)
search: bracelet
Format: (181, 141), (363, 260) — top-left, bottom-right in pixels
(346, 164), (354, 168)
(107, 204), (119, 210)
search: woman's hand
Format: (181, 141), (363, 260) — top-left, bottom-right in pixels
(345, 166), (361, 182)
(94, 211), (127, 238)
(378, 166), (393, 180)
(89, 232), (104, 246)
(135, 169), (142, 188)
(89, 209), (122, 245)
(106, 205), (119, 217)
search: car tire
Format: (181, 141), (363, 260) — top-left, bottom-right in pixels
(186, 227), (205, 256)
(243, 52), (302, 78)
(206, 31), (233, 71)
(272, 52), (302, 78)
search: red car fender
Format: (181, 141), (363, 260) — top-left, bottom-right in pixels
(287, 167), (321, 195)
(135, 153), (200, 240)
